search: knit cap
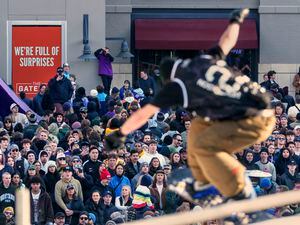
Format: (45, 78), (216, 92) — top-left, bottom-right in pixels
(100, 169), (111, 180)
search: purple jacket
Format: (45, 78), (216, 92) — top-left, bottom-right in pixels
(95, 49), (114, 76)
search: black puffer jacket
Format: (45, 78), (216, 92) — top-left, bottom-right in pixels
(85, 199), (105, 225)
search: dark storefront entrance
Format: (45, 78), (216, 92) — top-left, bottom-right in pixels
(132, 10), (259, 83)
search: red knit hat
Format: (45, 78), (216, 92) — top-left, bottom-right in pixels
(100, 169), (111, 180)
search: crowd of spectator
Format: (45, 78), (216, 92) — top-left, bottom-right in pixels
(0, 65), (300, 225)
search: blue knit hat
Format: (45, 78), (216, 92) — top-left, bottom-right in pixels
(260, 178), (272, 189)
(88, 213), (96, 223)
(140, 175), (152, 187)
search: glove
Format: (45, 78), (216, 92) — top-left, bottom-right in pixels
(229, 8), (249, 24)
(104, 130), (126, 151)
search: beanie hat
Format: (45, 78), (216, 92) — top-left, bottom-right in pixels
(88, 213), (96, 224)
(139, 162), (149, 170)
(156, 112), (165, 122)
(260, 147), (269, 155)
(140, 175), (152, 187)
(27, 150), (36, 158)
(28, 114), (37, 123)
(63, 102), (72, 112)
(45, 160), (57, 173)
(100, 169), (111, 180)
(90, 89), (98, 97)
(9, 144), (19, 152)
(71, 121), (81, 130)
(260, 178), (272, 189)
(111, 87), (119, 94)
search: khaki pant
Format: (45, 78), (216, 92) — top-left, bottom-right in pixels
(187, 109), (275, 197)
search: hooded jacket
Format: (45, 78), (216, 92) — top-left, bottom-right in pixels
(30, 186), (54, 225)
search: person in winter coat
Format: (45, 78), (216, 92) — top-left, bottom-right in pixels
(87, 101), (99, 122)
(0, 172), (16, 213)
(84, 190), (104, 225)
(242, 149), (259, 170)
(29, 176), (54, 225)
(43, 161), (60, 213)
(54, 167), (83, 214)
(108, 164), (131, 198)
(275, 148), (292, 176)
(278, 160), (298, 190)
(33, 84), (47, 116)
(99, 191), (119, 224)
(129, 175), (155, 220)
(62, 183), (85, 225)
(115, 185), (133, 211)
(48, 67), (73, 113)
(149, 170), (168, 212)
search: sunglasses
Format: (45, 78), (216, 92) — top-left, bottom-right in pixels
(277, 138), (286, 140)
(4, 212), (13, 215)
(58, 158), (66, 161)
(11, 149), (19, 152)
(80, 217), (88, 221)
(73, 160), (80, 163)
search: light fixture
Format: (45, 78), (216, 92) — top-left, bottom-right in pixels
(106, 38), (134, 59)
(78, 14), (97, 61)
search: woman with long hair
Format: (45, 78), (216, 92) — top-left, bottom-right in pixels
(85, 190), (104, 225)
(3, 117), (13, 136)
(148, 157), (162, 177)
(169, 152), (185, 170)
(62, 183), (85, 225)
(275, 148), (292, 176)
(0, 152), (14, 178)
(149, 170), (168, 213)
(115, 185), (133, 211)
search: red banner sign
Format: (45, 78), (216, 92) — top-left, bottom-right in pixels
(12, 26), (62, 98)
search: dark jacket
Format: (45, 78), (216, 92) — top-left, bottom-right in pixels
(73, 173), (94, 202)
(43, 171), (61, 201)
(33, 93), (45, 116)
(48, 76), (73, 104)
(138, 77), (156, 97)
(124, 161), (140, 180)
(0, 183), (16, 213)
(85, 200), (104, 225)
(83, 159), (102, 183)
(278, 172), (297, 190)
(275, 149), (292, 176)
(30, 188), (54, 225)
(63, 196), (85, 225)
(87, 101), (99, 121)
(100, 202), (119, 223)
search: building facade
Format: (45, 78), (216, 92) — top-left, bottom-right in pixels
(107, 0), (300, 96)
